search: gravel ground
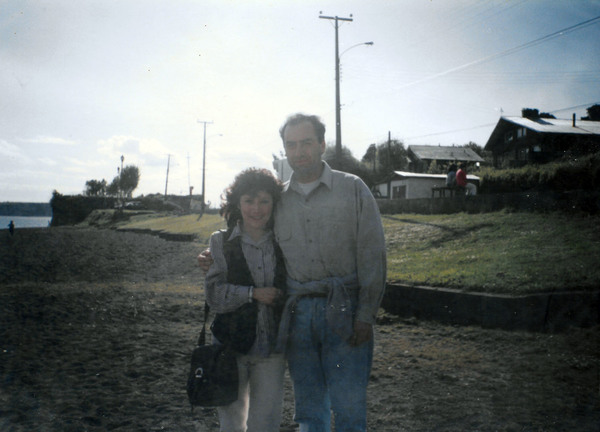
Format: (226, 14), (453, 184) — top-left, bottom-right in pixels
(1, 227), (598, 431)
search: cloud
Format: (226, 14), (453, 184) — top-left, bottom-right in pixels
(21, 136), (77, 146)
(97, 135), (172, 168)
(37, 157), (59, 166)
(0, 139), (28, 161)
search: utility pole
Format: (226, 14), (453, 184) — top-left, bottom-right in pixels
(319, 13), (353, 166)
(187, 152), (192, 195)
(119, 155), (124, 207)
(164, 154), (171, 199)
(387, 132), (392, 198)
(197, 120), (213, 211)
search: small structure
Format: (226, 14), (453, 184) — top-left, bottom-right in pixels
(374, 171), (480, 200)
(272, 158), (293, 182)
(407, 145), (484, 173)
(485, 114), (600, 168)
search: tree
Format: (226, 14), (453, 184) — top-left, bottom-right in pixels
(360, 139), (408, 183)
(106, 177), (120, 197)
(463, 142), (484, 158)
(375, 140), (408, 176)
(84, 179), (107, 197)
(361, 144), (377, 165)
(582, 104), (600, 121)
(462, 141), (492, 166)
(323, 144), (373, 186)
(119, 165), (140, 198)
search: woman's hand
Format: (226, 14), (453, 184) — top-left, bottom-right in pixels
(197, 249), (213, 274)
(252, 287), (281, 305)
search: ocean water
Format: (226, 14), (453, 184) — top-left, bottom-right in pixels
(0, 215), (52, 229)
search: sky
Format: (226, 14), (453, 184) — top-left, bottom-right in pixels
(2, 0), (600, 206)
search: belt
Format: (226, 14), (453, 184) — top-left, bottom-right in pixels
(298, 292), (328, 299)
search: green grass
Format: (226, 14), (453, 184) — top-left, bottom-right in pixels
(383, 211), (600, 294)
(112, 209), (600, 295)
(114, 211), (225, 244)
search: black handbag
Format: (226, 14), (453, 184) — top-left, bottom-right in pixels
(186, 303), (239, 409)
(210, 301), (257, 354)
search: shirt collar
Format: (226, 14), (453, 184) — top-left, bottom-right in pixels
(228, 222), (273, 246)
(284, 161), (333, 194)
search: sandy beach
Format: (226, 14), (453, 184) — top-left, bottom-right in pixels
(1, 227), (598, 431)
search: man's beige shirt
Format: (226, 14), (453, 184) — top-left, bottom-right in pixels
(274, 162), (387, 324)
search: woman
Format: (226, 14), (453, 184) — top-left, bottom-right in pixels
(446, 163), (457, 188)
(204, 168), (286, 432)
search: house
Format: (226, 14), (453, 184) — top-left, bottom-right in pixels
(373, 171), (480, 200)
(407, 144), (484, 173)
(484, 114), (600, 168)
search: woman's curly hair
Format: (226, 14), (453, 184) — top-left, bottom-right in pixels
(220, 168), (283, 229)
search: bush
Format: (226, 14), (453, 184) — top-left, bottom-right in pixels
(50, 192), (117, 226)
(478, 152), (600, 193)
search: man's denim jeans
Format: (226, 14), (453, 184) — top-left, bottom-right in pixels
(287, 297), (373, 432)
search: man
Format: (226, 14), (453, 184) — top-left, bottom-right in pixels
(200, 113), (386, 431)
(455, 163), (477, 195)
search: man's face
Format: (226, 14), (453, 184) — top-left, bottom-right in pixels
(283, 121), (325, 183)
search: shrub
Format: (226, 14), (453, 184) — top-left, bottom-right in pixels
(479, 152), (600, 193)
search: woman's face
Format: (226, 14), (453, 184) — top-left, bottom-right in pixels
(239, 190), (274, 233)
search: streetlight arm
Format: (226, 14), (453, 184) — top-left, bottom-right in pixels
(340, 41), (374, 58)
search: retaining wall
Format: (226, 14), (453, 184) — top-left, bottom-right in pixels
(377, 190), (600, 215)
(381, 284), (600, 332)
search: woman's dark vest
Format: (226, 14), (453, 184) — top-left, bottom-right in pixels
(210, 229), (286, 354)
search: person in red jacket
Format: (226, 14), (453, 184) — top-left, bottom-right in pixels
(456, 163), (477, 195)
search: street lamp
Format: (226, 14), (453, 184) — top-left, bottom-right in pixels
(319, 14), (373, 166)
(335, 41), (373, 165)
(341, 41), (374, 57)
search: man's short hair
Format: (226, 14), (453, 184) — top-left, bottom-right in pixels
(279, 113), (326, 143)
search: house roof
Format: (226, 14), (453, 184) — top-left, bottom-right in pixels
(408, 145), (484, 163)
(391, 171), (480, 181)
(485, 116), (600, 150)
(498, 116), (600, 135)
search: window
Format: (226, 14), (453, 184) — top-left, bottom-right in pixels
(392, 185), (406, 199)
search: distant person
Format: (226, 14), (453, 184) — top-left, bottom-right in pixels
(446, 164), (457, 188)
(456, 163), (477, 195)
(8, 220), (15, 236)
(204, 168), (286, 432)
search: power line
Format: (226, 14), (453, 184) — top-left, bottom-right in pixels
(548, 101), (600, 114)
(404, 123), (497, 141)
(395, 14), (600, 91)
(404, 101), (600, 143)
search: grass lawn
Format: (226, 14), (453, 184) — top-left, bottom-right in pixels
(112, 211), (225, 244)
(383, 210), (600, 295)
(114, 209), (600, 295)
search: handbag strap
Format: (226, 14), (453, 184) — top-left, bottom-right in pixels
(197, 301), (210, 346)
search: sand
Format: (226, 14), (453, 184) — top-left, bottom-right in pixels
(1, 227), (598, 431)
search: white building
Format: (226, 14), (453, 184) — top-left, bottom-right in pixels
(374, 171), (480, 199)
(272, 158), (292, 182)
